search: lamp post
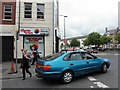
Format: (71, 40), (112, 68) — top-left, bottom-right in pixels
(64, 16), (67, 50)
(60, 15), (67, 50)
(15, 0), (21, 73)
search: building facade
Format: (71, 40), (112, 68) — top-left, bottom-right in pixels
(0, 0), (16, 62)
(0, 0), (59, 61)
(104, 27), (120, 49)
(15, 0), (59, 59)
(60, 35), (87, 50)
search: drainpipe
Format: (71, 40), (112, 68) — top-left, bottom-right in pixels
(52, 0), (55, 54)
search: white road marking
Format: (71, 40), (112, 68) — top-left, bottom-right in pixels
(88, 76), (109, 88)
(94, 82), (109, 88)
(88, 76), (97, 81)
(115, 54), (120, 55)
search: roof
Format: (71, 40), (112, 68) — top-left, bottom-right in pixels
(61, 35), (88, 41)
(104, 29), (120, 35)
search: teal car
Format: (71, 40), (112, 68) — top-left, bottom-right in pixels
(35, 50), (110, 83)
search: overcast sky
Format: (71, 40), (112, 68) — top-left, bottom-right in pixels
(59, 0), (119, 39)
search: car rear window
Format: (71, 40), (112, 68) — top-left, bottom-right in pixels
(44, 52), (65, 61)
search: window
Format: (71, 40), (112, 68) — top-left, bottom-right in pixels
(24, 3), (32, 18)
(37, 4), (45, 19)
(3, 4), (12, 20)
(69, 53), (82, 60)
(43, 52), (64, 61)
(81, 52), (95, 60)
(64, 54), (70, 60)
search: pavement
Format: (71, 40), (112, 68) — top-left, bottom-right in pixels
(1, 61), (36, 80)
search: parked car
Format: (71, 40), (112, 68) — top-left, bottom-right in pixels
(35, 51), (110, 83)
(98, 47), (107, 51)
(86, 48), (98, 53)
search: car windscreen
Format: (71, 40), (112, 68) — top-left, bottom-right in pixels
(44, 52), (65, 61)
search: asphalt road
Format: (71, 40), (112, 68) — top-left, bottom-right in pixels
(2, 50), (119, 88)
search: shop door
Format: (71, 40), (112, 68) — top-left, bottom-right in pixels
(2, 36), (14, 62)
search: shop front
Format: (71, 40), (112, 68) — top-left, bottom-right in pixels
(20, 27), (49, 57)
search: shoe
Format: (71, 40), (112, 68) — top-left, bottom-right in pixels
(22, 78), (25, 80)
(30, 74), (32, 77)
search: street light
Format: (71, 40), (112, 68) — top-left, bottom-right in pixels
(64, 16), (67, 50)
(60, 15), (68, 50)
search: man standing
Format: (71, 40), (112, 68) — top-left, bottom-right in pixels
(21, 49), (32, 80)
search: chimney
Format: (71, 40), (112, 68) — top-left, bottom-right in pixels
(105, 27), (108, 33)
(117, 27), (119, 32)
(117, 27), (119, 30)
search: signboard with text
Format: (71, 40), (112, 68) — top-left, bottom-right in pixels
(20, 27), (49, 36)
(24, 37), (43, 43)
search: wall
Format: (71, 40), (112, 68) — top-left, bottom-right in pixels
(15, 0), (54, 58)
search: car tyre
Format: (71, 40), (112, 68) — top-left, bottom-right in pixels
(61, 71), (73, 84)
(101, 63), (107, 73)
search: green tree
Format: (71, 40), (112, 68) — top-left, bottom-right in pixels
(70, 38), (80, 47)
(83, 38), (89, 46)
(66, 43), (70, 48)
(100, 36), (112, 45)
(87, 32), (101, 47)
(115, 33), (120, 43)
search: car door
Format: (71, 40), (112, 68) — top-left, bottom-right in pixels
(81, 52), (101, 73)
(66, 52), (89, 76)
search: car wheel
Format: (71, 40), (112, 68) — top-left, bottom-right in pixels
(61, 71), (73, 84)
(101, 64), (107, 73)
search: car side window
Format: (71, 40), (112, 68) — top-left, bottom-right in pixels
(64, 54), (70, 60)
(69, 53), (82, 60)
(81, 52), (94, 60)
(82, 53), (94, 60)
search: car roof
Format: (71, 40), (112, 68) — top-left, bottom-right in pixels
(63, 50), (86, 54)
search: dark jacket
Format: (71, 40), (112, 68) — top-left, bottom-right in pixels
(22, 55), (30, 68)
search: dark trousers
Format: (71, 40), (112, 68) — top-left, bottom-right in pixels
(31, 57), (37, 65)
(22, 67), (32, 79)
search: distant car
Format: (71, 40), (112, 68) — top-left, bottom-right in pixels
(35, 51), (110, 83)
(98, 48), (107, 51)
(86, 48), (98, 53)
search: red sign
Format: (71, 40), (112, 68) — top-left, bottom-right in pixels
(20, 29), (33, 34)
(26, 38), (42, 42)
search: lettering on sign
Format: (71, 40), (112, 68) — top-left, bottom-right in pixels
(26, 38), (42, 42)
(20, 29), (33, 34)
(20, 28), (49, 35)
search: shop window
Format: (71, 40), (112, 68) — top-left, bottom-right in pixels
(24, 3), (32, 18)
(3, 4), (12, 20)
(37, 3), (45, 19)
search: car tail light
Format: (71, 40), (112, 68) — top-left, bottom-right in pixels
(36, 64), (39, 68)
(36, 64), (50, 71)
(43, 65), (51, 71)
